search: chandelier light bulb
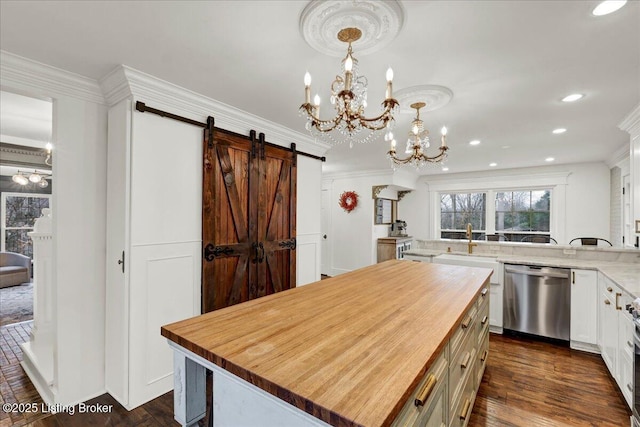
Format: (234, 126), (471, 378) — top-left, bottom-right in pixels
(38, 179), (49, 188)
(12, 173), (29, 185)
(391, 139), (397, 149)
(344, 55), (353, 72)
(304, 72), (311, 86)
(313, 94), (321, 107)
(386, 67), (394, 82)
(46, 142), (53, 151)
(29, 171), (42, 183)
(441, 126), (448, 136)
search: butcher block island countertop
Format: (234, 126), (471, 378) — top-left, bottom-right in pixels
(161, 260), (492, 427)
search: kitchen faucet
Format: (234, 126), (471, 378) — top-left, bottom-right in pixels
(466, 223), (477, 254)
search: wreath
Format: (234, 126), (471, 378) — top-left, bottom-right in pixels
(339, 191), (358, 213)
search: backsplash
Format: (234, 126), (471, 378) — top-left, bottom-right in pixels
(413, 239), (640, 264)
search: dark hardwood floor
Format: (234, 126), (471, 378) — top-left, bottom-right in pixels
(471, 333), (631, 427)
(1, 322), (631, 427)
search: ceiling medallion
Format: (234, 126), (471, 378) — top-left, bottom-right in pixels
(394, 85), (454, 114)
(299, 0), (405, 57)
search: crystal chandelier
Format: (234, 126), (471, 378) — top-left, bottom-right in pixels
(299, 27), (399, 146)
(387, 102), (448, 169)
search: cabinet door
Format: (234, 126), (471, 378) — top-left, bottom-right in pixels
(618, 313), (634, 408)
(600, 290), (618, 376)
(570, 269), (597, 345)
(489, 283), (503, 329)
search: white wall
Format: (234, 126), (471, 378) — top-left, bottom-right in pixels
(321, 171), (416, 275)
(54, 97), (107, 404)
(399, 162), (611, 244)
(297, 155), (323, 286)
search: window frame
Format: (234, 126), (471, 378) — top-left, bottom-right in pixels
(427, 171), (569, 243)
(1, 192), (52, 256)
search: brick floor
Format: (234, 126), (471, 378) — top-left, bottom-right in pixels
(0, 321), (48, 427)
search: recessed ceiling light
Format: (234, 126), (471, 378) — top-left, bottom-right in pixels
(562, 93), (584, 102)
(469, 140), (481, 146)
(552, 128), (567, 134)
(489, 162), (497, 167)
(592, 0), (627, 16)
(502, 145), (511, 149)
(545, 157), (555, 162)
(442, 167), (449, 172)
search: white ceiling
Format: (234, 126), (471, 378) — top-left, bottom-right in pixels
(0, 0), (638, 176)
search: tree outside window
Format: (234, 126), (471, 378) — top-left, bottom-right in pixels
(440, 192), (486, 239)
(495, 190), (550, 241)
(2, 194), (50, 258)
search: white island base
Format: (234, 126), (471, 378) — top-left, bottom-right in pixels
(169, 342), (331, 427)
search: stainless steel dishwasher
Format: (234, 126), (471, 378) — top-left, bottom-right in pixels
(503, 264), (571, 341)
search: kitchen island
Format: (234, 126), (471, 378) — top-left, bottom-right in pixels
(161, 260), (492, 427)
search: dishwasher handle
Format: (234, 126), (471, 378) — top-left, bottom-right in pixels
(505, 266), (570, 279)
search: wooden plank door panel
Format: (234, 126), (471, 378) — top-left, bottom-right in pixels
(257, 143), (296, 297)
(203, 128), (296, 312)
(203, 130), (255, 312)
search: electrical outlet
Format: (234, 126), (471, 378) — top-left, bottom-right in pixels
(563, 249), (576, 255)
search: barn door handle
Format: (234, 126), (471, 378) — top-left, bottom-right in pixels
(258, 242), (265, 263)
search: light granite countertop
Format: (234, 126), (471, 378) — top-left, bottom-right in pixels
(403, 249), (640, 298)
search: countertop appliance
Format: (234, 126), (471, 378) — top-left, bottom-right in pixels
(503, 264), (571, 341)
(390, 220), (407, 237)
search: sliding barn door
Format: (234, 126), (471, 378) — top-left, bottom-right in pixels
(202, 125), (296, 313)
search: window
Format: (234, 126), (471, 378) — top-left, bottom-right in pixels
(437, 188), (552, 242)
(440, 192), (486, 239)
(495, 190), (550, 241)
(1, 193), (50, 258)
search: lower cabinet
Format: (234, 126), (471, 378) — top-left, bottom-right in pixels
(570, 269), (598, 351)
(598, 272), (633, 409)
(392, 284), (489, 427)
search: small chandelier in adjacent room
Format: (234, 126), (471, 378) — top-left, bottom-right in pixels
(387, 102), (448, 169)
(299, 27), (399, 146)
(12, 170), (51, 188)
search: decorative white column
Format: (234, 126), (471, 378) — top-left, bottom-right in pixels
(21, 208), (56, 404)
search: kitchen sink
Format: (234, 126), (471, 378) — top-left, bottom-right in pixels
(433, 253), (498, 269)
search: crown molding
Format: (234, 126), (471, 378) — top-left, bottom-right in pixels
(0, 50), (104, 104)
(619, 103), (640, 138)
(606, 143), (630, 169)
(100, 65), (330, 157)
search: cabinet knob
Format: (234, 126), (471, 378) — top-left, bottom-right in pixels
(604, 300), (611, 305)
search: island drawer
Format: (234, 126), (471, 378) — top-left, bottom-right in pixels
(449, 331), (476, 407)
(450, 304), (478, 359)
(475, 329), (490, 388)
(476, 297), (490, 346)
(392, 347), (448, 427)
(449, 368), (476, 427)
(476, 285), (489, 308)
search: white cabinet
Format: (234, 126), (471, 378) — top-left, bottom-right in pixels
(377, 237), (412, 262)
(489, 263), (504, 333)
(597, 272), (632, 409)
(618, 312), (634, 408)
(105, 99), (202, 409)
(569, 269), (598, 351)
